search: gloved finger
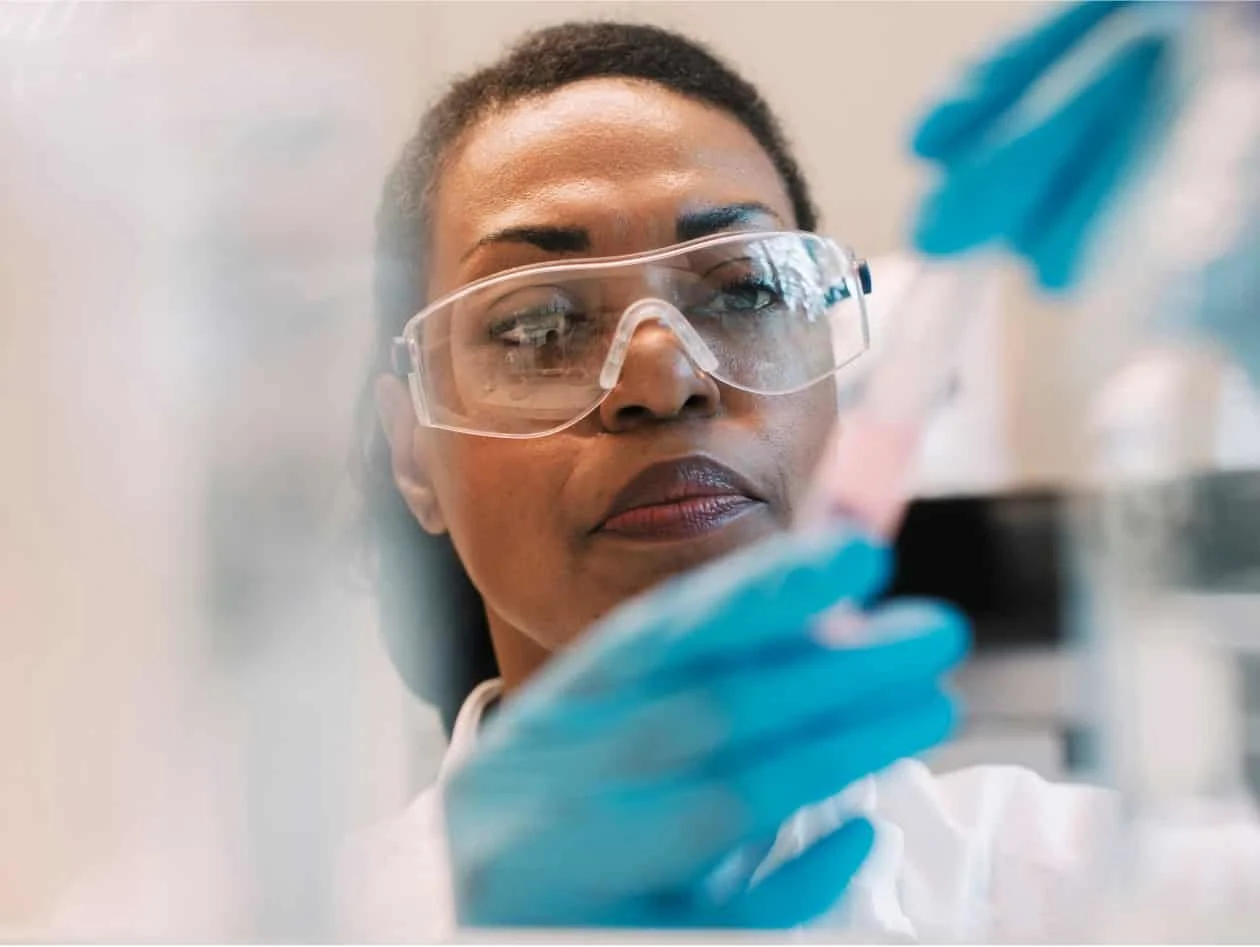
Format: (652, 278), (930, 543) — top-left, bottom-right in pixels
(703, 599), (968, 754)
(703, 818), (876, 930)
(455, 870), (664, 929)
(451, 778), (757, 915)
(912, 0), (1130, 163)
(1004, 34), (1166, 252)
(518, 526), (892, 702)
(478, 600), (969, 788)
(450, 689), (956, 921)
(729, 687), (959, 843)
(1011, 41), (1170, 289)
(454, 677), (953, 902)
(618, 599), (968, 772)
(700, 833), (781, 907)
(913, 32), (1164, 257)
(586, 822), (871, 930)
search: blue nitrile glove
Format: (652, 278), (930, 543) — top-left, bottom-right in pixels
(910, 0), (1187, 291)
(442, 527), (970, 929)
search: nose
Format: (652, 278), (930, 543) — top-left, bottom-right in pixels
(597, 322), (722, 432)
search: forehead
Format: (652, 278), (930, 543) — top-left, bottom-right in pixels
(427, 78), (795, 291)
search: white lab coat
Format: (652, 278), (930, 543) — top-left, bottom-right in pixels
(338, 679), (1136, 943)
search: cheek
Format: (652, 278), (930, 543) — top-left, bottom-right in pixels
(751, 383), (838, 503)
(426, 434), (579, 632)
(432, 438), (551, 545)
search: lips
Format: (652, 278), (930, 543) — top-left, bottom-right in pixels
(595, 455), (766, 540)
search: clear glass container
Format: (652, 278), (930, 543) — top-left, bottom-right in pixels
(1062, 4), (1260, 940)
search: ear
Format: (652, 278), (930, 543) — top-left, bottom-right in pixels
(374, 375), (448, 535)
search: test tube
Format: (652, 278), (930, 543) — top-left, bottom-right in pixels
(799, 255), (1001, 539)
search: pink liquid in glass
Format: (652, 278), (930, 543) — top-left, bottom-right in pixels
(801, 410), (922, 541)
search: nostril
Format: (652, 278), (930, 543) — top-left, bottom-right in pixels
(600, 339), (723, 430)
(615, 404), (653, 426)
(613, 395), (711, 428)
(681, 393), (713, 415)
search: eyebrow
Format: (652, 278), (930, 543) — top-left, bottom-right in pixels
(675, 202), (782, 242)
(461, 202), (784, 263)
(460, 226), (590, 261)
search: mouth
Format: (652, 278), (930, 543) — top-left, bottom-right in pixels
(595, 455), (767, 541)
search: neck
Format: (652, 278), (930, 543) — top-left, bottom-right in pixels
(484, 606), (553, 696)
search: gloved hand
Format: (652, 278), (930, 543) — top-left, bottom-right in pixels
(910, 0), (1185, 290)
(443, 527), (969, 929)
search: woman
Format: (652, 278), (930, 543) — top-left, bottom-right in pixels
(347, 19), (1111, 942)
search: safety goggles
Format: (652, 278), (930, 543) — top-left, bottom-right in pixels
(390, 230), (872, 438)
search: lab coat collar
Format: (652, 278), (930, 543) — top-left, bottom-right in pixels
(438, 677), (503, 781)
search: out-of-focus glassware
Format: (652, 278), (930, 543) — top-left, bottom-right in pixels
(1061, 4), (1260, 940)
(2, 4), (415, 939)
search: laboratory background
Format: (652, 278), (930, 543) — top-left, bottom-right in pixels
(3, 1), (1259, 940)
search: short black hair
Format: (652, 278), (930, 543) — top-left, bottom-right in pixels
(355, 20), (821, 732)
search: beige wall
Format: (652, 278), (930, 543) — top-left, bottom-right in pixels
(1, 2), (1063, 932)
(211, 0), (1052, 254)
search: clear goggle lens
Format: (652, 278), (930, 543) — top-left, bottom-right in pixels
(392, 230), (871, 438)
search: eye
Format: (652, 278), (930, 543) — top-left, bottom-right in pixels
(692, 257), (789, 316)
(487, 294), (586, 347)
(482, 291), (598, 378)
(711, 277), (784, 313)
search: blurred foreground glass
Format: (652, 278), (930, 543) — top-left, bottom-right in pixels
(1, 3), (419, 939)
(1061, 4), (1260, 939)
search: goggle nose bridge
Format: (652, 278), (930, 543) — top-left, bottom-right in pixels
(597, 297), (721, 391)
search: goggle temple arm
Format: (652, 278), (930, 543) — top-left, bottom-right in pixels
(388, 335), (435, 425)
(857, 259), (873, 295)
(390, 336), (411, 377)
(825, 259), (873, 306)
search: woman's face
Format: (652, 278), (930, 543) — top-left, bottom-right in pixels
(378, 78), (837, 666)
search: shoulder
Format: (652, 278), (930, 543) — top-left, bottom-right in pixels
(807, 761), (1117, 941)
(899, 760), (1117, 869)
(336, 785), (455, 942)
(335, 678), (497, 940)
(879, 762), (1260, 939)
